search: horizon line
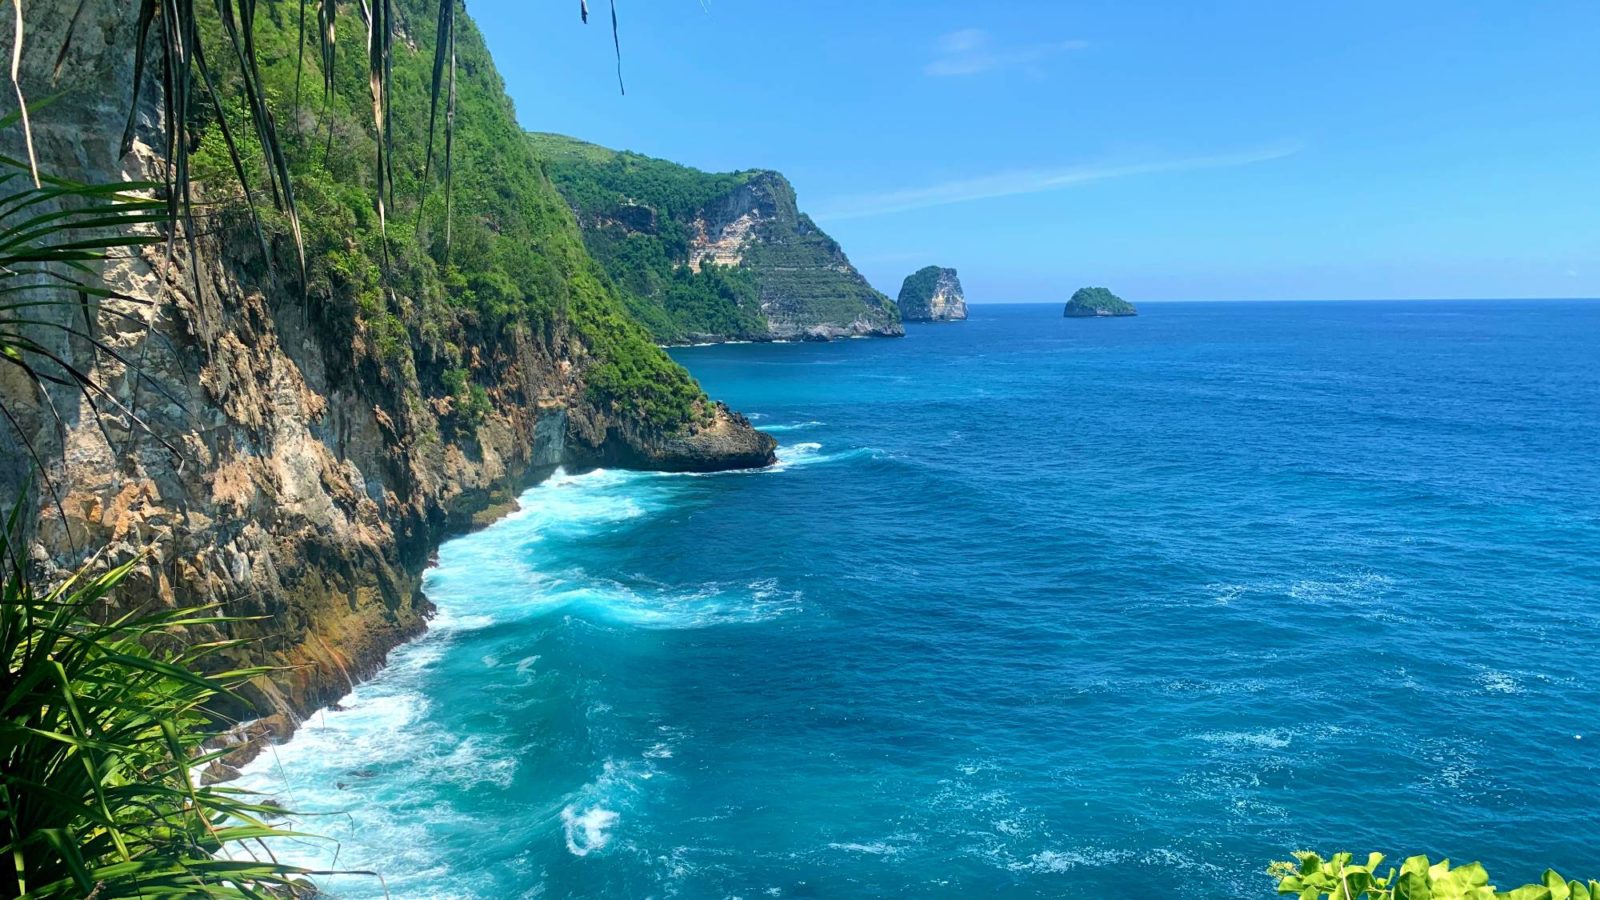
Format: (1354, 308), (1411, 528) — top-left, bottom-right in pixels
(957, 296), (1600, 305)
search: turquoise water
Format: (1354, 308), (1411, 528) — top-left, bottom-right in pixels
(240, 301), (1600, 898)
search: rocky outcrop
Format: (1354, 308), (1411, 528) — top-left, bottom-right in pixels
(0, 0), (773, 727)
(568, 402), (775, 472)
(698, 171), (902, 340)
(1063, 287), (1138, 317)
(897, 266), (968, 322)
(530, 133), (904, 344)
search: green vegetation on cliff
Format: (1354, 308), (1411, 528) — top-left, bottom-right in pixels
(899, 266), (948, 307)
(0, 514), (327, 897)
(1063, 286), (1138, 317)
(897, 265), (967, 321)
(529, 132), (901, 342)
(192, 0), (705, 428)
(525, 133), (765, 341)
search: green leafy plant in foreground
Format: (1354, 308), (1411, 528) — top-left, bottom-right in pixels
(0, 504), (358, 898)
(1273, 852), (1600, 900)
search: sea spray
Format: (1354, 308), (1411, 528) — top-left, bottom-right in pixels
(238, 304), (1600, 897)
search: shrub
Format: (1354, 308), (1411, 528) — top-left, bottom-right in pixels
(1273, 851), (1599, 900)
(0, 508), (349, 897)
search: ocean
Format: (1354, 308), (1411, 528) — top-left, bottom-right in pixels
(237, 301), (1600, 898)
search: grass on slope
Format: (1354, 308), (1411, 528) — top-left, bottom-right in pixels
(190, 1), (704, 429)
(529, 132), (770, 342)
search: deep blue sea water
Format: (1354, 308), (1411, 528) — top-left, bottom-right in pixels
(240, 301), (1600, 898)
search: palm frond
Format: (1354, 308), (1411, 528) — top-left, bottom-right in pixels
(578, 0), (626, 94)
(418, 0), (454, 221)
(0, 503), (373, 899)
(6, 0), (39, 186)
(608, 0), (624, 95)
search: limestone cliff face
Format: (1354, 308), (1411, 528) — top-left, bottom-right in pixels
(897, 266), (969, 322)
(692, 171), (903, 341)
(0, 0), (774, 723)
(732, 173), (908, 341)
(530, 133), (904, 344)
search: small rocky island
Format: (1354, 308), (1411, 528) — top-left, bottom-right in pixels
(1063, 287), (1138, 317)
(897, 266), (968, 322)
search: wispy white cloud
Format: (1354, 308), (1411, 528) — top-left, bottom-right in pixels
(924, 28), (1087, 77)
(813, 144), (1304, 221)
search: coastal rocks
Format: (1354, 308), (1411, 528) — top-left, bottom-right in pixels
(897, 266), (968, 322)
(0, 0), (774, 734)
(567, 402), (777, 473)
(200, 714), (297, 783)
(1063, 287), (1138, 317)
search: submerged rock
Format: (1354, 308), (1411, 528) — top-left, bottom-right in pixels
(897, 266), (968, 322)
(1063, 287), (1138, 317)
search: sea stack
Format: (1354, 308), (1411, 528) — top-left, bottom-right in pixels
(897, 266), (968, 322)
(1063, 287), (1138, 318)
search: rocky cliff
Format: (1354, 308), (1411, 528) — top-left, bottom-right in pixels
(0, 0), (773, 726)
(529, 133), (904, 343)
(897, 266), (968, 322)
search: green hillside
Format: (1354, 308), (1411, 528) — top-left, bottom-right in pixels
(529, 132), (902, 343)
(194, 0), (706, 427)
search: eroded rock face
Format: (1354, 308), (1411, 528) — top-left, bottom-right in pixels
(709, 172), (903, 341)
(568, 402), (776, 473)
(532, 133), (904, 344)
(897, 267), (968, 322)
(0, 0), (772, 724)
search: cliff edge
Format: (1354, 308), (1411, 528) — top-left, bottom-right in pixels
(530, 133), (904, 344)
(0, 0), (773, 728)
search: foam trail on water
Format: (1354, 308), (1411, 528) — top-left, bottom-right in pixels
(761, 420), (824, 433)
(770, 441), (883, 471)
(233, 463), (797, 894)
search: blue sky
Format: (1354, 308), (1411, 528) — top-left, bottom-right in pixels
(471, 1), (1600, 302)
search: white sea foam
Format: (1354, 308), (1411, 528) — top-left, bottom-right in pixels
(1287, 571), (1393, 603)
(1206, 582), (1248, 604)
(1009, 847), (1135, 873)
(1476, 668), (1523, 694)
(229, 621), (521, 898)
(827, 841), (900, 855)
(558, 757), (660, 858)
(232, 459), (792, 890)
(1195, 728), (1293, 751)
(533, 574), (802, 629)
(770, 441), (883, 471)
(561, 805), (620, 856)
(761, 420), (824, 433)
(1415, 736), (1489, 796)
(1196, 571), (1396, 611)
